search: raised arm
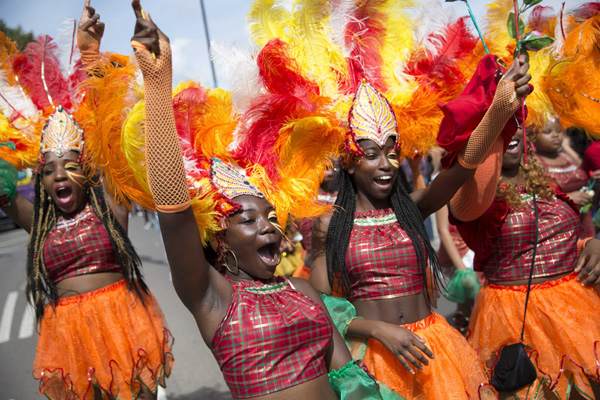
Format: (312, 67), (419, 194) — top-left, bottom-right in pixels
(411, 56), (531, 220)
(77, 0), (105, 69)
(130, 0), (229, 315)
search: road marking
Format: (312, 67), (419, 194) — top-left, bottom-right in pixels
(0, 291), (18, 344)
(158, 386), (168, 400)
(18, 304), (36, 339)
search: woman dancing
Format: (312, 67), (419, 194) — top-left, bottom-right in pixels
(0, 4), (173, 399)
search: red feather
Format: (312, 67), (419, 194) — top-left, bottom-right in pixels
(573, 3), (600, 20)
(406, 17), (477, 97)
(233, 39), (319, 180)
(341, 0), (388, 94)
(528, 6), (556, 35)
(11, 36), (74, 112)
(173, 86), (208, 175)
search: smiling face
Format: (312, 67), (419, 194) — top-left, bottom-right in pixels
(223, 195), (283, 280)
(348, 137), (398, 209)
(534, 119), (563, 154)
(502, 128), (524, 176)
(41, 150), (87, 217)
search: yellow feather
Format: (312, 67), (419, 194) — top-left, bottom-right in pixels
(248, 0), (295, 47)
(380, 0), (416, 91)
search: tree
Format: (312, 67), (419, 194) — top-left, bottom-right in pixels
(0, 20), (34, 50)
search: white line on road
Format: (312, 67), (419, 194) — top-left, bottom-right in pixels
(0, 291), (18, 344)
(18, 304), (35, 339)
(158, 386), (168, 400)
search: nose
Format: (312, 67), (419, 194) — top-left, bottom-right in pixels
(379, 154), (393, 170)
(259, 216), (277, 235)
(54, 165), (68, 181)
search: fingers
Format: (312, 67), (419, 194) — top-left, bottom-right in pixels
(132, 0), (143, 20)
(396, 355), (416, 374)
(582, 268), (600, 286)
(84, 0), (91, 8)
(575, 252), (588, 273)
(413, 339), (435, 360)
(79, 13), (99, 31)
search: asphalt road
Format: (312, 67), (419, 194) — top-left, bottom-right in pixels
(0, 214), (454, 399)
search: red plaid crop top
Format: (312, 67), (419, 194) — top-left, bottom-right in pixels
(345, 209), (424, 301)
(43, 204), (121, 284)
(211, 277), (332, 398)
(454, 187), (580, 282)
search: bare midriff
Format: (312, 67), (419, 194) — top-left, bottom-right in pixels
(55, 271), (125, 298)
(355, 292), (431, 325)
(248, 374), (337, 400)
(489, 270), (572, 287)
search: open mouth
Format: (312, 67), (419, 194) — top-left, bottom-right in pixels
(257, 242), (279, 268)
(55, 186), (73, 207)
(506, 139), (520, 153)
(373, 175), (393, 187)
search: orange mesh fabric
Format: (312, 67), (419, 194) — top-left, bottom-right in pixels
(451, 137), (504, 222)
(76, 29), (101, 68)
(362, 313), (497, 400)
(132, 38), (190, 213)
(458, 80), (520, 169)
(33, 280), (174, 400)
(469, 274), (600, 400)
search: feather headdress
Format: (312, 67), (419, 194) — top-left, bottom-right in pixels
(0, 32), (90, 170)
(244, 0), (478, 160)
(544, 3), (600, 137)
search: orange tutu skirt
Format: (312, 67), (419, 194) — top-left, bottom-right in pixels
(468, 273), (600, 399)
(362, 312), (497, 400)
(33, 279), (174, 400)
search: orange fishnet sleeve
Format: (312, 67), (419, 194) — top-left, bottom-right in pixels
(131, 38), (190, 213)
(450, 80), (521, 222)
(457, 80), (521, 169)
(77, 28), (101, 68)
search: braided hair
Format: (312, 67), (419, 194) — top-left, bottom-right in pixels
(26, 173), (148, 323)
(325, 168), (443, 308)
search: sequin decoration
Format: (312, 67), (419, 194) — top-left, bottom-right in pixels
(210, 158), (265, 201)
(40, 105), (84, 158)
(347, 79), (398, 155)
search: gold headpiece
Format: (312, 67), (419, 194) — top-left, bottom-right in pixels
(346, 79), (398, 155)
(40, 105), (84, 158)
(210, 157), (265, 216)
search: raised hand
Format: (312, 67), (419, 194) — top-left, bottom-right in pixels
(501, 55), (532, 100)
(77, 0), (105, 66)
(130, 0), (171, 80)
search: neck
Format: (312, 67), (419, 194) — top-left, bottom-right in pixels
(535, 149), (559, 159)
(501, 166), (525, 186)
(355, 191), (391, 213)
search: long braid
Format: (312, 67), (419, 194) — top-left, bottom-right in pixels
(326, 170), (356, 297)
(88, 176), (149, 301)
(389, 178), (444, 308)
(26, 173), (58, 324)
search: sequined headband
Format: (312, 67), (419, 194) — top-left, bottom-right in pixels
(209, 157), (265, 216)
(346, 79), (398, 156)
(40, 105), (84, 158)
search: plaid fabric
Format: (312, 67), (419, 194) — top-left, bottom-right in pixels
(541, 154), (588, 193)
(43, 204), (121, 283)
(483, 190), (579, 282)
(346, 209), (424, 301)
(211, 277), (331, 398)
(298, 193), (337, 253)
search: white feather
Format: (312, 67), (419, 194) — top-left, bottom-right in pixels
(0, 73), (37, 120)
(55, 18), (79, 78)
(210, 41), (264, 113)
(328, 0), (355, 56)
(413, 1), (455, 58)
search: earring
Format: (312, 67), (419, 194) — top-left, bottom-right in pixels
(222, 248), (239, 275)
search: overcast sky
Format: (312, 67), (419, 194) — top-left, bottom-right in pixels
(1, 0), (567, 88)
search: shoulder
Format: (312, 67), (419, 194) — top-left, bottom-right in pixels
(288, 277), (321, 303)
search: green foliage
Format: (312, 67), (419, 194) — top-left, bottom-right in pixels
(523, 0), (543, 6)
(521, 33), (555, 50)
(0, 20), (34, 50)
(507, 12), (525, 39)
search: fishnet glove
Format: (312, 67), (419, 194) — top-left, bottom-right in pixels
(77, 28), (101, 68)
(131, 36), (190, 213)
(457, 80), (521, 169)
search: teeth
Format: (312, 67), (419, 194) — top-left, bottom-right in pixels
(378, 176), (392, 180)
(509, 140), (518, 146)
